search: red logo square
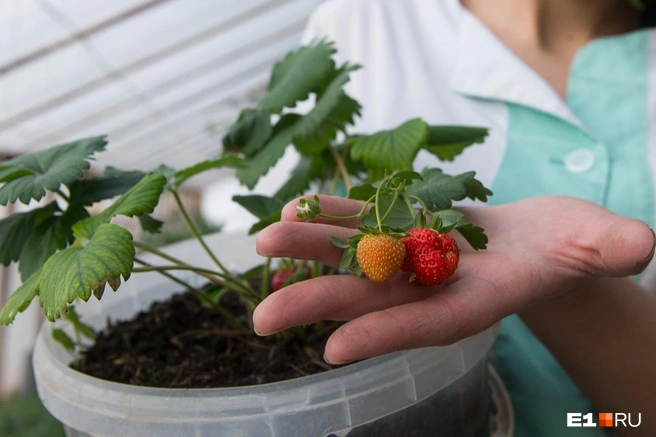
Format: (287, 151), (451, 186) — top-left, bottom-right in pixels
(599, 413), (613, 427)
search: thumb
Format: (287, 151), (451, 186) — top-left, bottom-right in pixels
(587, 216), (655, 277)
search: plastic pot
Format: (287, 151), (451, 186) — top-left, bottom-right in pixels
(32, 232), (500, 437)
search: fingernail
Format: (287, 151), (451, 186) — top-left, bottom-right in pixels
(254, 327), (282, 337)
(638, 228), (656, 269)
(323, 353), (353, 365)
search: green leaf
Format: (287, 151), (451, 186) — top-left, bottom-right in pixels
(138, 215), (164, 234)
(390, 170), (423, 186)
(455, 222), (488, 250)
(232, 195), (285, 219)
(424, 126), (488, 162)
(248, 212), (281, 235)
(52, 329), (76, 352)
(151, 165), (177, 190)
(296, 63), (360, 139)
(259, 40), (336, 112)
(430, 209), (465, 233)
(274, 156), (324, 200)
(348, 183), (377, 201)
(407, 168), (480, 210)
(0, 204), (58, 266)
(0, 137), (107, 205)
(237, 64), (359, 189)
(236, 114), (298, 189)
(362, 192), (415, 230)
(173, 156), (243, 187)
(38, 224), (135, 321)
(293, 134), (326, 156)
(19, 203), (89, 280)
(73, 173), (166, 240)
(0, 270), (41, 325)
(68, 172), (145, 207)
(64, 306), (96, 340)
(466, 178), (493, 202)
(427, 209), (487, 249)
(351, 119), (428, 178)
(325, 91), (361, 130)
(339, 246), (357, 271)
(0, 201), (87, 281)
(239, 264), (266, 281)
(331, 236), (348, 249)
(232, 194), (285, 235)
(222, 108), (272, 155)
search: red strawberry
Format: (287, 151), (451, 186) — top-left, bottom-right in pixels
(356, 234), (406, 282)
(272, 267), (312, 291)
(402, 229), (459, 286)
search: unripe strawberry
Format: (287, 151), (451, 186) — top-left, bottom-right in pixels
(356, 234), (406, 282)
(402, 229), (459, 286)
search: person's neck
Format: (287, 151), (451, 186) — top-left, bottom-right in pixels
(461, 0), (642, 98)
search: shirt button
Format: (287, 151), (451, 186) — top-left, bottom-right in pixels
(564, 149), (595, 173)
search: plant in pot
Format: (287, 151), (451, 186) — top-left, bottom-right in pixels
(0, 40), (501, 437)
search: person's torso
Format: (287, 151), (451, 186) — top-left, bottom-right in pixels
(302, 1), (656, 435)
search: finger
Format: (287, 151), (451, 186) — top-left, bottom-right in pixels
(252, 274), (440, 335)
(323, 255), (522, 363)
(281, 194), (369, 228)
(256, 221), (358, 267)
(580, 216), (655, 277)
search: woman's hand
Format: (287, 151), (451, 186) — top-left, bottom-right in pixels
(253, 195), (655, 364)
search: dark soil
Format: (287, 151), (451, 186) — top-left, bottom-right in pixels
(73, 291), (340, 388)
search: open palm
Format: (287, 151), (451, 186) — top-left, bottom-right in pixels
(254, 195), (654, 364)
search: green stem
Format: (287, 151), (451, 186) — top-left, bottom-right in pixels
(171, 189), (230, 276)
(403, 194), (416, 216)
(374, 180), (386, 232)
(318, 127), (353, 193)
(133, 258), (246, 330)
(379, 192), (401, 225)
(329, 165), (341, 195)
(133, 241), (261, 303)
(327, 145), (353, 192)
(132, 265), (233, 278)
(261, 258), (272, 300)
(315, 195), (375, 221)
(133, 241), (186, 265)
(408, 195), (430, 215)
(312, 260), (321, 278)
(325, 119), (352, 142)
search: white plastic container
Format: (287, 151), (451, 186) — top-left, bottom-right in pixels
(32, 232), (500, 437)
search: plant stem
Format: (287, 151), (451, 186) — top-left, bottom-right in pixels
(316, 195), (375, 221)
(261, 258), (272, 300)
(313, 260), (321, 278)
(329, 166), (341, 195)
(132, 265), (234, 278)
(133, 257), (247, 330)
(133, 241), (261, 303)
(171, 189), (230, 276)
(408, 195), (430, 215)
(374, 179), (386, 232)
(134, 257), (197, 289)
(403, 194), (416, 216)
(327, 145), (353, 192)
(379, 192), (401, 225)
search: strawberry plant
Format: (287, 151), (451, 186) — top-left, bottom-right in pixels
(0, 40), (492, 381)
